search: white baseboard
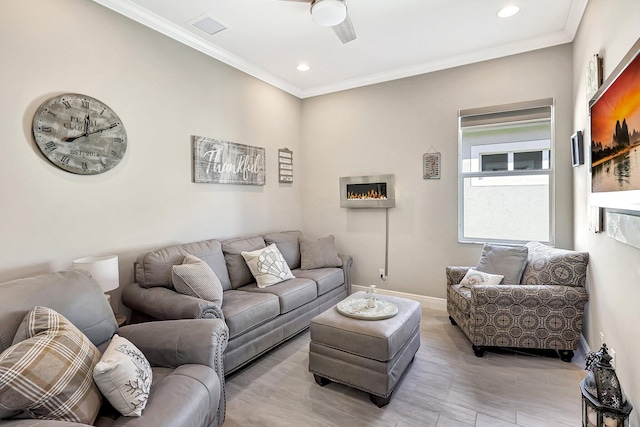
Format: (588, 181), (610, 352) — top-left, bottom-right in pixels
(351, 284), (447, 311)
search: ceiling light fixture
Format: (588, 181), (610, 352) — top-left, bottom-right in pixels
(311, 0), (347, 27)
(297, 63), (310, 72)
(497, 5), (520, 18)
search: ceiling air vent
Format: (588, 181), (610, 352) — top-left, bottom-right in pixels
(190, 14), (226, 36)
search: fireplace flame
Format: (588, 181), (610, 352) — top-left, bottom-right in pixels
(347, 189), (387, 200)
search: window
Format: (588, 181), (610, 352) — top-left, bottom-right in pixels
(458, 99), (554, 244)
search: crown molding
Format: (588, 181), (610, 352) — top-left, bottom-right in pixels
(91, 0), (305, 98)
(298, 30), (575, 98)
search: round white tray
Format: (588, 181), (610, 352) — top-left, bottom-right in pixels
(336, 298), (398, 320)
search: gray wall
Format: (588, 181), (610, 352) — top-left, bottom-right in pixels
(0, 0), (303, 312)
(572, 0), (640, 422)
(300, 45), (574, 299)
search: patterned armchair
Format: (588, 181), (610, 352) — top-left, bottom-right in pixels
(446, 242), (589, 362)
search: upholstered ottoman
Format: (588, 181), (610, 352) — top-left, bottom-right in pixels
(308, 291), (421, 407)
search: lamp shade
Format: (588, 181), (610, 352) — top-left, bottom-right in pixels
(72, 255), (119, 293)
(311, 0), (347, 27)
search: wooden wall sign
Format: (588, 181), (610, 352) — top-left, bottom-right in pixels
(193, 135), (265, 185)
(278, 148), (293, 183)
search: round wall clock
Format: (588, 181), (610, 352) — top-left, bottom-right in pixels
(32, 93), (127, 175)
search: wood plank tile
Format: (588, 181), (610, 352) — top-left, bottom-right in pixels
(225, 305), (585, 426)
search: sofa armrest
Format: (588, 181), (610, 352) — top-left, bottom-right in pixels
(117, 319), (228, 370)
(122, 282), (224, 321)
(338, 253), (353, 294)
(471, 284), (589, 309)
(446, 266), (472, 287)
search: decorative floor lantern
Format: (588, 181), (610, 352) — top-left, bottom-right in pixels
(580, 344), (633, 427)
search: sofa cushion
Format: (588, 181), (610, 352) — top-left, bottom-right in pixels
(310, 292), (421, 362)
(292, 268), (344, 296)
(263, 230), (302, 269)
(521, 242), (589, 287)
(238, 278), (317, 314)
(476, 243), (528, 285)
(93, 334), (152, 417)
(221, 290), (280, 338)
(459, 268), (504, 287)
(136, 239), (232, 291)
(241, 244), (295, 288)
(222, 236), (266, 289)
(172, 254), (224, 307)
(299, 235), (343, 270)
(0, 306), (102, 424)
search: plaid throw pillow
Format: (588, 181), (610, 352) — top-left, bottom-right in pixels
(0, 306), (102, 424)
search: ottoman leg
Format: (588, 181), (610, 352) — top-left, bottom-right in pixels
(370, 393), (391, 408)
(314, 374), (332, 386)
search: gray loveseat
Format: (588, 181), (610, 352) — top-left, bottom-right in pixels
(123, 230), (352, 374)
(0, 269), (227, 427)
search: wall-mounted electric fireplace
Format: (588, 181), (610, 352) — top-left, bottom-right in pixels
(340, 174), (395, 208)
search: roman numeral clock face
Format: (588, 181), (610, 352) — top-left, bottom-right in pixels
(32, 93), (127, 174)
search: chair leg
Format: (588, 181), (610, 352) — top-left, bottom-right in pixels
(472, 345), (485, 357)
(558, 350), (574, 363)
(314, 374), (331, 386)
(448, 316), (457, 326)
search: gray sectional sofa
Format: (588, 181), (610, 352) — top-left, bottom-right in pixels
(123, 230), (352, 374)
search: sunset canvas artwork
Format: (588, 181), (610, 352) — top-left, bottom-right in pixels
(591, 50), (640, 193)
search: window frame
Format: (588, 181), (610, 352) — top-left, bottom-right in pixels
(457, 99), (556, 246)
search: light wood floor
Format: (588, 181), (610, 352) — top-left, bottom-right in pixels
(224, 307), (586, 427)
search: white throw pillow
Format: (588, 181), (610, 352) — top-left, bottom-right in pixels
(241, 243), (295, 288)
(459, 268), (504, 287)
(172, 254), (223, 307)
(93, 334), (152, 417)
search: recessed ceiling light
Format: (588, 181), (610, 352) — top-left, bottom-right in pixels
(297, 63), (310, 72)
(497, 5), (520, 18)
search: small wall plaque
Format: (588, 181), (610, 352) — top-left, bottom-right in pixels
(423, 149), (441, 179)
(278, 148), (293, 183)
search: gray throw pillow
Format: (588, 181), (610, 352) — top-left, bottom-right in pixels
(299, 235), (343, 270)
(171, 254), (223, 307)
(476, 243), (528, 285)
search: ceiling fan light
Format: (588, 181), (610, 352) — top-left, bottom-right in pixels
(311, 0), (347, 27)
(497, 5), (520, 18)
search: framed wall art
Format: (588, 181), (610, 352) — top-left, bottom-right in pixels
(571, 131), (584, 167)
(192, 135), (265, 185)
(585, 54), (603, 103)
(423, 148), (441, 179)
(589, 37), (640, 210)
(278, 148), (293, 183)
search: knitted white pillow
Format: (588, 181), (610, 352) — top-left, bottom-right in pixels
(171, 254), (223, 307)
